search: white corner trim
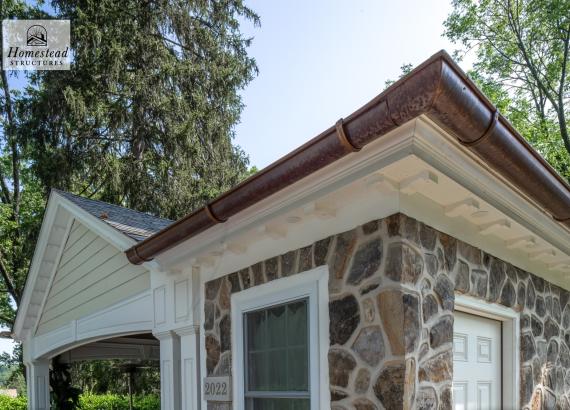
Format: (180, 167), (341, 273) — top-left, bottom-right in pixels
(231, 266), (330, 410)
(454, 294), (520, 410)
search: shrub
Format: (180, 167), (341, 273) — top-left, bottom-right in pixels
(0, 395), (27, 410)
(0, 393), (160, 410)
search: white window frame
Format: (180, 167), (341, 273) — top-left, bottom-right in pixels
(231, 265), (330, 410)
(454, 294), (520, 409)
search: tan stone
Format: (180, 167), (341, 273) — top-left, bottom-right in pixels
(377, 289), (404, 355)
(218, 279), (231, 310)
(403, 357), (416, 410)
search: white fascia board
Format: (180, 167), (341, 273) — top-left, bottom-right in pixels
(14, 191), (62, 340)
(412, 118), (570, 256)
(154, 117), (569, 288)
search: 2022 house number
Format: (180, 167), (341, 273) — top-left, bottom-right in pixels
(203, 376), (231, 402)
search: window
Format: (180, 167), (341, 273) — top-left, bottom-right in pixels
(232, 266), (329, 410)
(244, 299), (310, 410)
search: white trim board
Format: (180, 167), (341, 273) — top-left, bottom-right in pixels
(454, 294), (520, 410)
(230, 266), (330, 410)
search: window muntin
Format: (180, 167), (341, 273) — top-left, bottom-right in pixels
(244, 298), (310, 410)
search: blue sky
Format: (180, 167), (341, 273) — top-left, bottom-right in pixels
(234, 0), (471, 169)
(0, 0), (472, 356)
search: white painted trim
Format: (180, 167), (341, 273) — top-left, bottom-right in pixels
(454, 294), (520, 410)
(231, 266), (330, 410)
(14, 190), (139, 341)
(31, 290), (153, 360)
(31, 216), (74, 337)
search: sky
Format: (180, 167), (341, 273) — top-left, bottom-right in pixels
(0, 0), (468, 357)
(234, 0), (469, 170)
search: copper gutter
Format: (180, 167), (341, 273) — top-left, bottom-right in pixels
(126, 50), (570, 264)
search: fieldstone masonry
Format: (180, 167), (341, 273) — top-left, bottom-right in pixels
(204, 213), (570, 409)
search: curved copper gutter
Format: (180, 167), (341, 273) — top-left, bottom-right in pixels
(126, 50), (570, 264)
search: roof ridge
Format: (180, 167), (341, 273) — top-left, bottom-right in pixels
(52, 188), (173, 223)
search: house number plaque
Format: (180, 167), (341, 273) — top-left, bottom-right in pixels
(203, 376), (231, 402)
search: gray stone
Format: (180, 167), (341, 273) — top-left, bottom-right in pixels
(522, 333), (536, 362)
(521, 314), (530, 329)
(421, 278), (432, 296)
(544, 317), (560, 340)
(251, 262), (264, 285)
(213, 352), (231, 377)
(329, 294), (360, 345)
(403, 293), (421, 353)
(458, 241), (481, 265)
(386, 214), (401, 237)
(402, 215), (419, 244)
(505, 264), (517, 282)
(434, 274), (454, 311)
(239, 268), (251, 289)
(425, 253), (438, 277)
(314, 236), (332, 266)
(402, 243), (423, 284)
(438, 386), (452, 410)
(419, 223), (437, 251)
(204, 301), (215, 331)
(280, 250), (297, 277)
(422, 294), (438, 323)
(331, 231), (357, 280)
(362, 298), (375, 323)
(205, 335), (221, 375)
(416, 386), (438, 410)
(328, 349), (356, 387)
(560, 342), (570, 367)
(330, 389), (349, 401)
(373, 362), (405, 410)
(547, 340), (559, 363)
(552, 298), (562, 324)
(531, 315), (543, 337)
(531, 275), (546, 293)
(385, 243), (403, 282)
(429, 315), (453, 349)
(347, 238), (383, 285)
(219, 315), (231, 353)
(535, 296), (545, 317)
(360, 283), (379, 296)
(353, 399), (378, 410)
(470, 269), (488, 299)
(361, 220), (379, 235)
(418, 350), (452, 383)
(205, 278), (222, 300)
(488, 258), (506, 302)
(298, 245), (313, 272)
(227, 272), (241, 293)
(517, 282), (526, 311)
(499, 280), (516, 307)
(454, 260), (470, 294)
(351, 326), (385, 366)
(522, 365), (534, 405)
(354, 368), (370, 394)
(563, 305), (570, 328)
(264, 257), (279, 281)
(439, 233), (457, 272)
(527, 280), (536, 310)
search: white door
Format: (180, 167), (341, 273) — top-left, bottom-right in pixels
(453, 311), (502, 410)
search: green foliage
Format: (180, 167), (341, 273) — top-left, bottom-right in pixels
(79, 394), (159, 410)
(444, 0), (570, 182)
(50, 360), (81, 409)
(0, 395), (27, 410)
(0, 394), (160, 410)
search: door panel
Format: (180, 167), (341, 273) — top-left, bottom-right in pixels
(453, 311), (502, 410)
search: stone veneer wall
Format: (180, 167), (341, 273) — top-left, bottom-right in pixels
(203, 213), (570, 410)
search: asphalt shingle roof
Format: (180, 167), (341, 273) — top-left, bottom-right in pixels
(54, 189), (173, 241)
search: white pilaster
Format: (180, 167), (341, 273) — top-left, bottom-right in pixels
(177, 326), (201, 410)
(26, 359), (50, 410)
(155, 331), (181, 410)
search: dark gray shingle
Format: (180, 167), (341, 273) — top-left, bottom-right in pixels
(54, 189), (173, 241)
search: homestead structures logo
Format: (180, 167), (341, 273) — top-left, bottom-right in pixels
(27, 25), (47, 46)
(2, 19), (70, 70)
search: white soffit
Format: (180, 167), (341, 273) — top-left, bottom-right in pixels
(156, 117), (570, 290)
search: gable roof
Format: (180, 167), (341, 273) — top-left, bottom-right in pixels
(125, 50), (570, 264)
(54, 190), (172, 241)
(14, 190), (169, 340)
